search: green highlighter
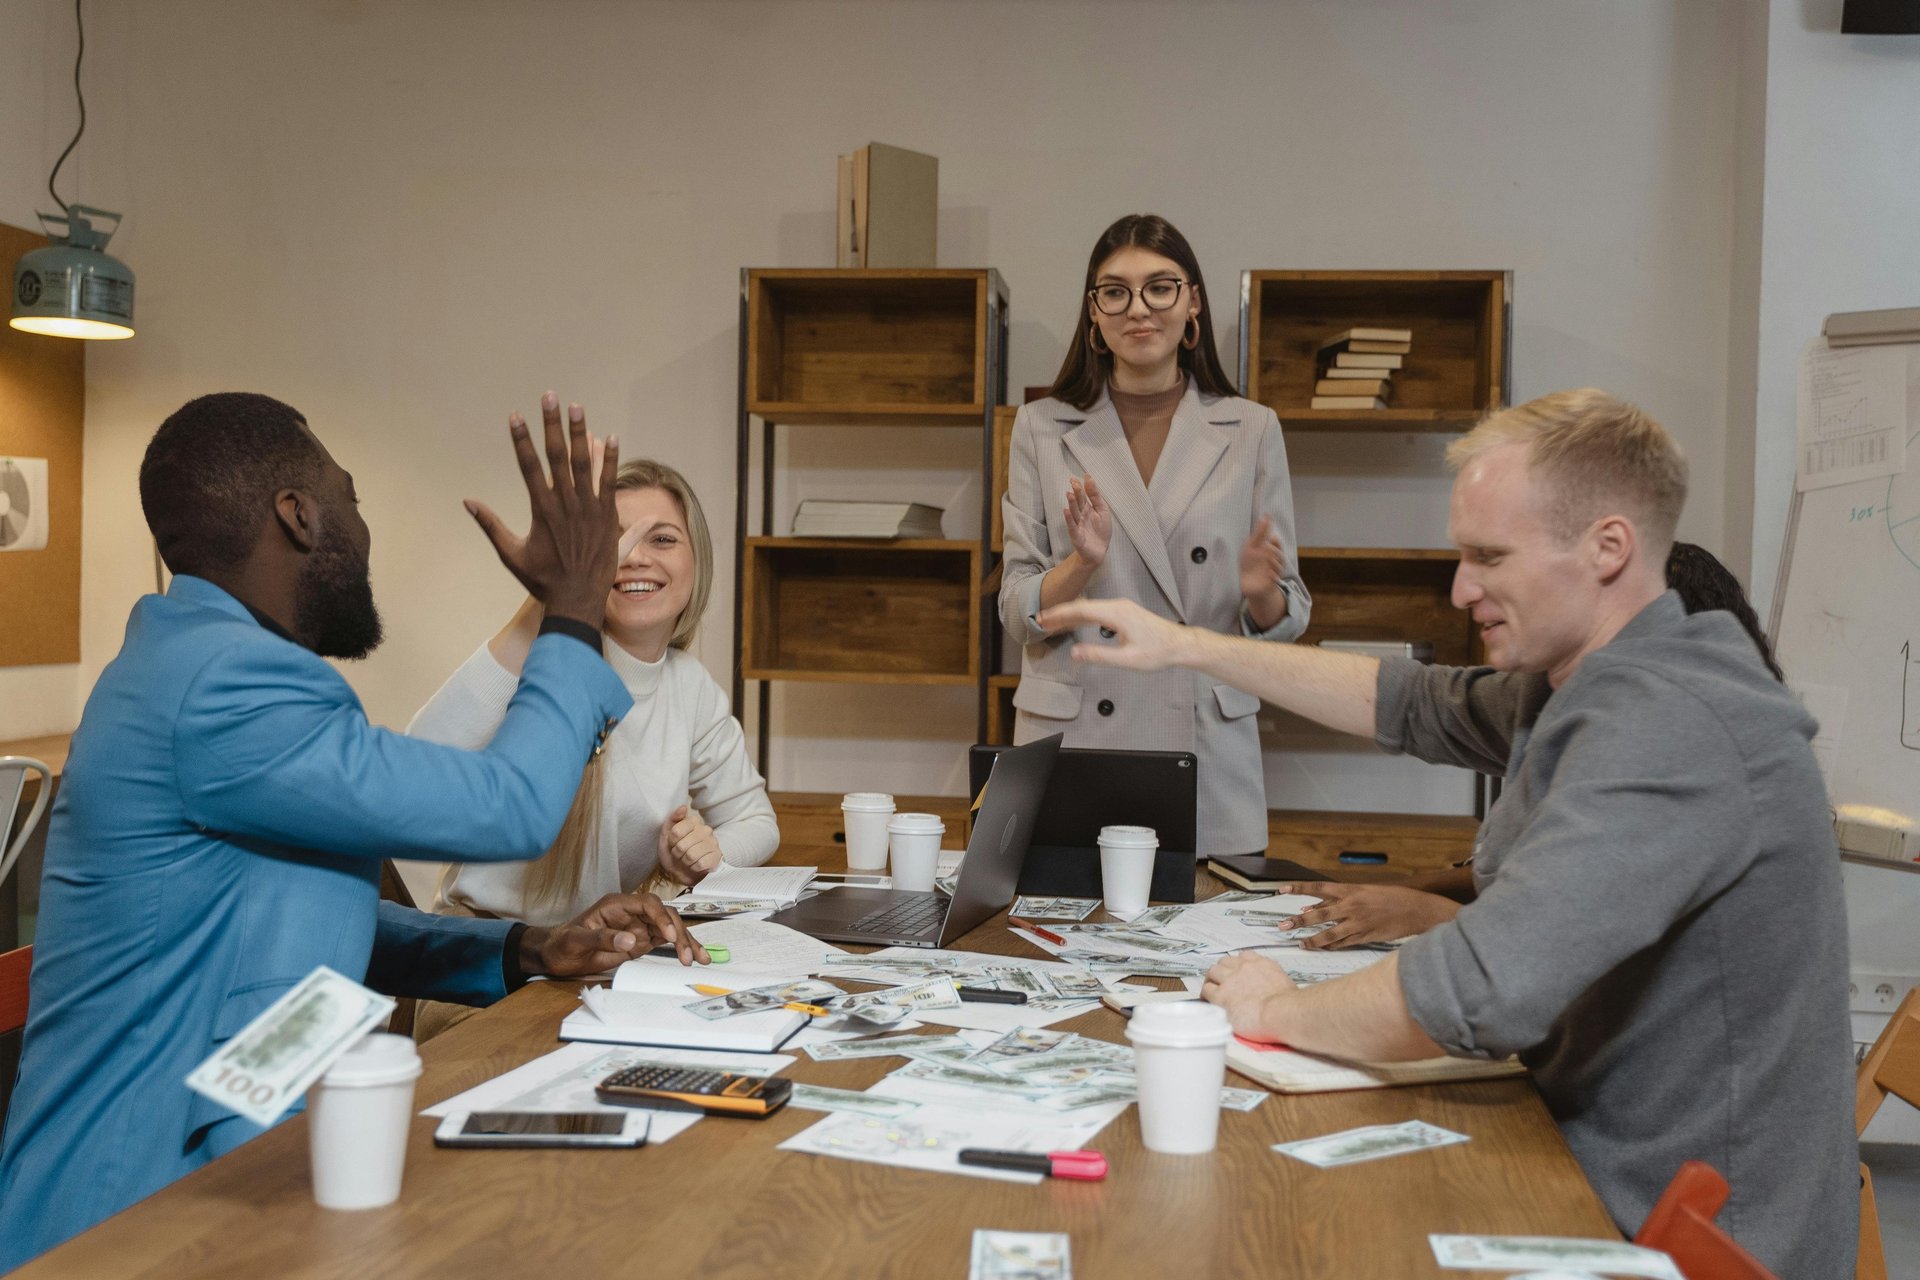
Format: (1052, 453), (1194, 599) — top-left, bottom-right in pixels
(648, 942), (728, 963)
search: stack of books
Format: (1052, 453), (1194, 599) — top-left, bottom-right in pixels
(1311, 327), (1412, 410)
(791, 500), (944, 539)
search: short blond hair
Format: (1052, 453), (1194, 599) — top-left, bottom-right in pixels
(1447, 388), (1687, 552)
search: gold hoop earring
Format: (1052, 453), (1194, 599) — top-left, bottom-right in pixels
(1182, 318), (1200, 350)
(1088, 326), (1110, 355)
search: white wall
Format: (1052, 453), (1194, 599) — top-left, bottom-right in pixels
(4, 0), (1750, 810)
(0, 0), (85, 737)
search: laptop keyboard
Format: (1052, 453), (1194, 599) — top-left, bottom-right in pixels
(848, 893), (948, 936)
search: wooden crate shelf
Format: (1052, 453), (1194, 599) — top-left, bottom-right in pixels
(746, 269), (1007, 425)
(1297, 547), (1482, 668)
(986, 673), (1019, 745)
(741, 537), (981, 684)
(1242, 270), (1508, 432)
(989, 406), (1016, 552)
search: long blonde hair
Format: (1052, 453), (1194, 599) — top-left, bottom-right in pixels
(521, 458), (715, 913)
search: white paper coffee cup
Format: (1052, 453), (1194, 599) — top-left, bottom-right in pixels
(1126, 1001), (1231, 1154)
(887, 813), (945, 892)
(1098, 824), (1158, 916)
(307, 1032), (422, 1210)
(841, 793), (895, 871)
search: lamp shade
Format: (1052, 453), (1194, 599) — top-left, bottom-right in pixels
(10, 205), (134, 340)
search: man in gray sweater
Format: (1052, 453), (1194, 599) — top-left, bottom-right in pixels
(1040, 389), (1856, 1279)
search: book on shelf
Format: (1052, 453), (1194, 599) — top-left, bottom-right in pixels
(791, 500), (945, 540)
(1331, 352), (1403, 370)
(1310, 396), (1388, 410)
(1206, 855), (1336, 891)
(1227, 1034), (1526, 1094)
(1318, 327), (1413, 347)
(1324, 339), (1412, 356)
(834, 142), (938, 269)
(1321, 365), (1391, 380)
(1314, 377), (1390, 398)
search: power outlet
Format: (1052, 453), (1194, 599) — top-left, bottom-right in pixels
(1849, 971), (1919, 1013)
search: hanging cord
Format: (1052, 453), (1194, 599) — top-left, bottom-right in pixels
(46, 0), (87, 215)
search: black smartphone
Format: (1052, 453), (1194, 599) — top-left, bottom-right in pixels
(434, 1110), (650, 1148)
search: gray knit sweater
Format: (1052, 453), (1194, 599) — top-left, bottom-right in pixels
(1381, 591), (1856, 1280)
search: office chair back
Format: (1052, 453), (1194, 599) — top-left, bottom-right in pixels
(0, 756), (53, 889)
(1633, 1160), (1778, 1280)
(1855, 987), (1920, 1280)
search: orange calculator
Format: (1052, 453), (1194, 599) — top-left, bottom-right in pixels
(595, 1065), (792, 1118)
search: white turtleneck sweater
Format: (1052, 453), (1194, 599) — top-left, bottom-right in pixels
(407, 638), (780, 924)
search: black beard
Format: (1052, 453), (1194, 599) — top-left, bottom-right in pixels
(295, 531), (384, 660)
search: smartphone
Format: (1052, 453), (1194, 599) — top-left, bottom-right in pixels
(433, 1110), (650, 1149)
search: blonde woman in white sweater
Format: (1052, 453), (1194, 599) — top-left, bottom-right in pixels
(409, 457), (778, 927)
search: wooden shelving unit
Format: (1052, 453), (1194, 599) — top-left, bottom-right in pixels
(1295, 548), (1482, 668)
(732, 268), (1009, 774)
(1239, 269), (1509, 432)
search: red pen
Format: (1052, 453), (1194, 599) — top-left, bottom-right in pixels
(1009, 916), (1067, 946)
(958, 1148), (1108, 1180)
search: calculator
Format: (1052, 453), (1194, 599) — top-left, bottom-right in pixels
(595, 1065), (793, 1118)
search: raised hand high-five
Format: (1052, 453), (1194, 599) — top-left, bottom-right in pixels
(464, 391), (623, 631)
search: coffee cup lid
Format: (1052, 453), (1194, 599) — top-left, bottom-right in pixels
(1098, 824), (1158, 848)
(887, 812), (944, 833)
(841, 792), (896, 811)
(1125, 1000), (1231, 1048)
(320, 1031), (423, 1087)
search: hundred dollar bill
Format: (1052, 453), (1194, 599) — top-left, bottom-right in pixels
(970, 1229), (1071, 1280)
(834, 977), (962, 1026)
(788, 1083), (922, 1120)
(894, 1059), (1056, 1098)
(1219, 1086), (1268, 1112)
(1092, 928), (1205, 954)
(1207, 889), (1274, 905)
(1056, 950), (1211, 977)
(988, 1047), (1122, 1079)
(982, 965), (1058, 998)
(1274, 1119), (1470, 1168)
(1010, 895), (1099, 921)
(1040, 969), (1107, 999)
(684, 979), (841, 1020)
(1427, 1235), (1682, 1280)
(967, 1027), (1075, 1064)
(1125, 905), (1192, 929)
(672, 897), (783, 918)
(802, 1033), (967, 1062)
(184, 965), (395, 1128)
(1038, 1082), (1138, 1111)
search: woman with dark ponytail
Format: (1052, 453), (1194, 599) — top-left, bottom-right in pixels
(998, 214), (1311, 857)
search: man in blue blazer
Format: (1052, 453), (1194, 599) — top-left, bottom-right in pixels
(0, 391), (704, 1269)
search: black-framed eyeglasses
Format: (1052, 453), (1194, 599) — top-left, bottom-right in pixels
(1089, 278), (1189, 316)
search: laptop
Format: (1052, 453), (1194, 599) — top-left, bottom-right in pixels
(966, 745), (1198, 903)
(766, 734), (1061, 948)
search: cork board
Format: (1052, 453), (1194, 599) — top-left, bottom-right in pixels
(0, 220), (84, 666)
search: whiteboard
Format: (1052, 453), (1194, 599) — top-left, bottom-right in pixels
(1770, 344), (1920, 818)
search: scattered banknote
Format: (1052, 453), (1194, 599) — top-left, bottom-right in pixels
(1040, 969), (1107, 999)
(1207, 890), (1274, 905)
(989, 1046), (1128, 1079)
(789, 1083), (922, 1120)
(998, 1063), (1108, 1089)
(1057, 950), (1211, 977)
(896, 1059), (1055, 1099)
(968, 1027), (1074, 1065)
(184, 965), (395, 1128)
(1010, 896), (1099, 921)
(672, 897), (783, 917)
(1092, 929), (1204, 954)
(971, 1229), (1071, 1280)
(1427, 1235), (1683, 1280)
(684, 979), (841, 1020)
(1039, 1083), (1137, 1111)
(1273, 1119), (1470, 1168)
(982, 965), (1058, 998)
(834, 977), (963, 1026)
(1126, 905), (1191, 929)
(1219, 1086), (1267, 1112)
(803, 1033), (967, 1062)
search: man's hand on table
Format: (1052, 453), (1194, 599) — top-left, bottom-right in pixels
(519, 891), (709, 976)
(1201, 952), (1298, 1040)
(1273, 882), (1460, 950)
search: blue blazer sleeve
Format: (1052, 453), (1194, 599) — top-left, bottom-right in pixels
(173, 631), (632, 863)
(367, 901), (514, 1006)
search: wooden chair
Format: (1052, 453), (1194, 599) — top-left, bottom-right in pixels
(377, 860), (419, 1038)
(1855, 986), (1920, 1280)
(1, 944), (32, 1131)
(1633, 1160), (1778, 1280)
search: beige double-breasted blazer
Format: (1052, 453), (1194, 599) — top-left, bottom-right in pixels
(999, 382), (1310, 856)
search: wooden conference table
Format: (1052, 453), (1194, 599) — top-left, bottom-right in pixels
(17, 850), (1617, 1279)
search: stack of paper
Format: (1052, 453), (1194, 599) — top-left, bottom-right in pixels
(792, 500), (944, 539)
(670, 864), (817, 918)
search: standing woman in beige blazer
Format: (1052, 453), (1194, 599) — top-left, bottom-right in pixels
(999, 214), (1310, 856)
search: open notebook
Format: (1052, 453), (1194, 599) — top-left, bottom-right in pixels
(1227, 1035), (1526, 1094)
(559, 958), (816, 1054)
